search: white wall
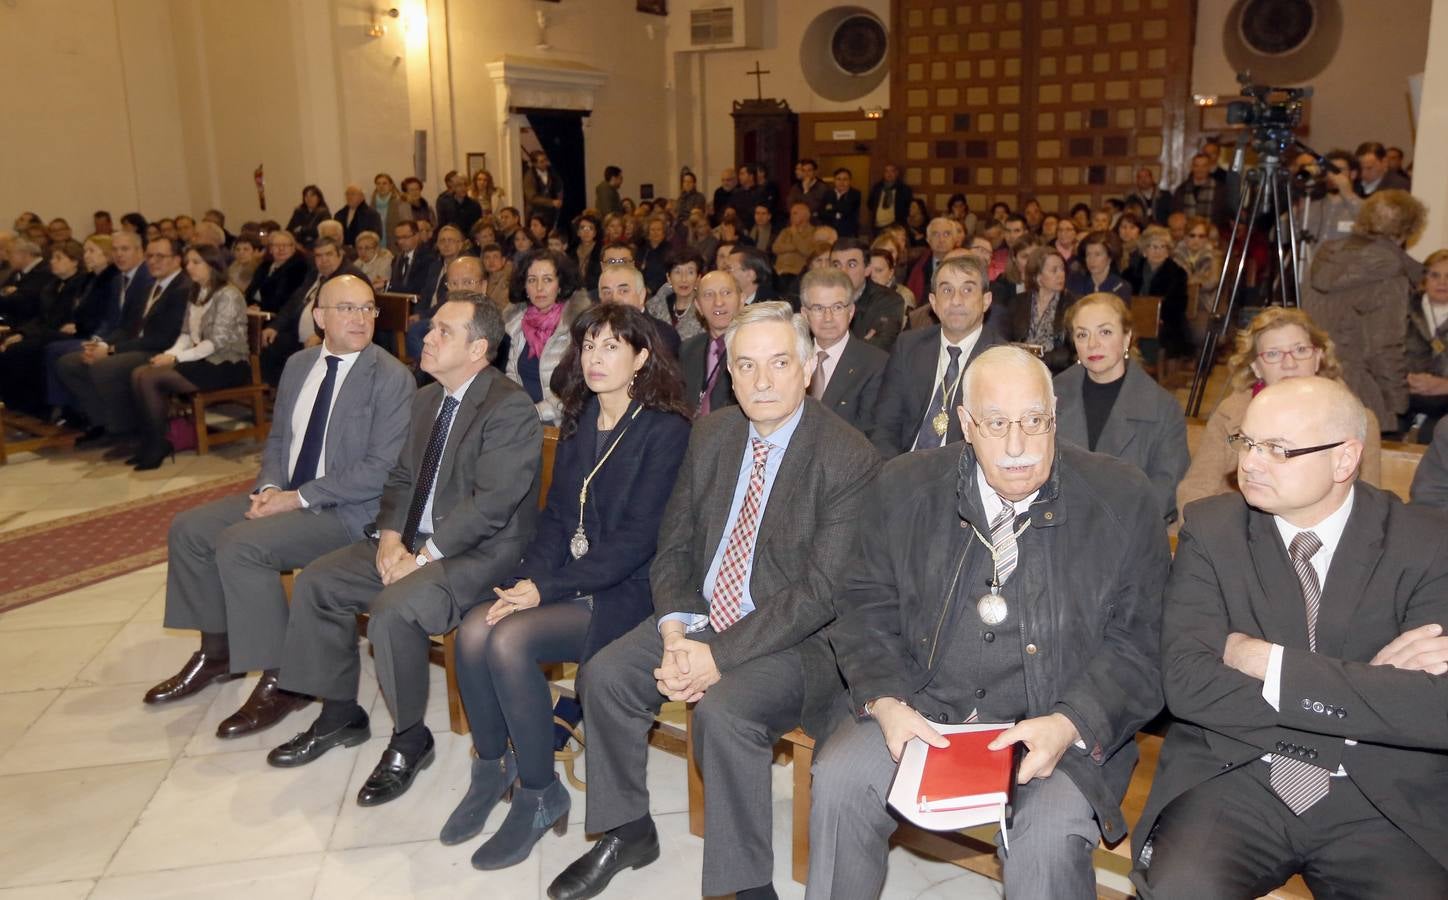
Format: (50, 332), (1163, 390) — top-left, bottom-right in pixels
(1192, 0), (1429, 158)
(1409, 0), (1447, 256)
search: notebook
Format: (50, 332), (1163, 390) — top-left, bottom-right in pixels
(887, 722), (1018, 843)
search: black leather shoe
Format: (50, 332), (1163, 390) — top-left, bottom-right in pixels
(547, 824), (660, 900)
(143, 651), (239, 704)
(216, 673), (311, 738)
(266, 715), (370, 768)
(356, 732), (435, 806)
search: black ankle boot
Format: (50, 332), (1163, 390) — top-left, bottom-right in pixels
(470, 777), (569, 870)
(439, 750), (518, 845)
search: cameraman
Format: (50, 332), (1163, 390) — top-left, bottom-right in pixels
(1293, 151), (1363, 271)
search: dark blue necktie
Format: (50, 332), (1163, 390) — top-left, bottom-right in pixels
(290, 355), (340, 489)
(915, 345), (962, 450)
(401, 395), (460, 551)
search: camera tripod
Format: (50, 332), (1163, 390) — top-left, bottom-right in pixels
(1185, 149), (1306, 418)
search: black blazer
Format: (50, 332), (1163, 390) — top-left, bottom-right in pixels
(115, 272), (192, 354)
(388, 246), (441, 297)
(869, 324), (1005, 457)
(818, 335), (888, 435)
(104, 266), (155, 344)
(0, 263), (55, 325)
(1007, 289), (1078, 374)
(514, 400), (691, 662)
(72, 265), (119, 338)
(680, 332), (734, 414)
(273, 263), (365, 339)
(849, 280), (904, 352)
(866, 179), (913, 227)
(20, 272), (92, 343)
(822, 187), (862, 237)
(246, 253), (310, 315)
(1138, 486), (1448, 871)
(336, 203), (383, 248)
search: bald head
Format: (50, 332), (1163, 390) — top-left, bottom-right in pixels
(446, 255), (483, 291)
(1237, 376), (1365, 525)
(315, 274), (377, 354)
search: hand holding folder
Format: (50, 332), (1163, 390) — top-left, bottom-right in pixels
(887, 722), (1020, 842)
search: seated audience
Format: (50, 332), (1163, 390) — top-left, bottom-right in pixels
(336, 184), (383, 249)
(1177, 306), (1383, 517)
(353, 230), (393, 292)
(436, 172), (483, 236)
(810, 345), (1168, 900)
(386, 220), (440, 297)
(1066, 230), (1133, 300)
(286, 185), (331, 248)
(56, 237), (190, 443)
(126, 244), (252, 470)
(871, 255), (1006, 457)
(728, 245), (780, 307)
(1126, 166), (1173, 224)
(547, 301), (880, 900)
(867, 246), (914, 312)
(408, 225), (469, 360)
(1125, 225), (1193, 380)
(1053, 217), (1081, 270)
(470, 169), (505, 215)
(226, 233), (263, 292)
(1054, 293), (1189, 523)
(261, 237), (361, 387)
(245, 229), (309, 315)
(1405, 248), (1448, 442)
(444, 304), (690, 869)
(401, 176), (435, 228)
(675, 170), (706, 222)
(1133, 376), (1448, 898)
(905, 217), (962, 301)
(504, 249), (588, 424)
(646, 248), (705, 342)
(831, 237), (903, 352)
(747, 203), (774, 259)
(0, 239), (92, 415)
(0, 237), (54, 325)
(597, 263), (680, 357)
(1409, 422), (1448, 509)
(801, 268), (887, 434)
(822, 167), (862, 237)
(1173, 153), (1231, 230)
(1173, 215), (1222, 295)
(639, 217), (671, 295)
(867, 162), (912, 234)
(1303, 190), (1425, 435)
(904, 198), (930, 249)
(480, 243), (512, 313)
(269, 294), (541, 806)
(1114, 212), (1144, 270)
(143, 275), (413, 738)
(771, 202), (815, 289)
(680, 270), (743, 414)
(1009, 247), (1076, 374)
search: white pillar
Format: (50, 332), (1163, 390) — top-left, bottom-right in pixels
(1410, 0), (1448, 257)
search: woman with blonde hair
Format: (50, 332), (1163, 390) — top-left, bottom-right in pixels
(1176, 306), (1383, 517)
(470, 169), (505, 214)
(1302, 189), (1426, 431)
(1054, 292), (1189, 522)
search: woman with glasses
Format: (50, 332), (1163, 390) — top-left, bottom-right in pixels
(443, 304), (690, 869)
(127, 244), (250, 470)
(1054, 293), (1188, 523)
(1176, 306), (1382, 516)
(1173, 215), (1222, 295)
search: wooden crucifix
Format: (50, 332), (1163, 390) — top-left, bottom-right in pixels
(746, 60), (771, 101)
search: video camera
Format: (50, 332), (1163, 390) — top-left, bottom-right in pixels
(1223, 71), (1312, 158)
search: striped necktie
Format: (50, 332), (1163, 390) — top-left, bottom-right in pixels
(1270, 530), (1331, 815)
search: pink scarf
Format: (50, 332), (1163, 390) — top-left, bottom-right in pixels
(522, 302), (565, 358)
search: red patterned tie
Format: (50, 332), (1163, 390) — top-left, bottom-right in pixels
(709, 437), (771, 632)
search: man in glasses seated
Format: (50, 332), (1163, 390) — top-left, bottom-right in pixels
(144, 275), (416, 740)
(1134, 376), (1448, 897)
(809, 345), (1169, 900)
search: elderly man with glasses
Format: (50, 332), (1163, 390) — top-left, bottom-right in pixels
(809, 345), (1170, 900)
(142, 274), (416, 740)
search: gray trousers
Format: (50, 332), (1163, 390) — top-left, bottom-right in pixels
(579, 617), (805, 896)
(164, 494), (353, 672)
(55, 349), (150, 434)
(807, 712), (1099, 900)
(278, 540), (469, 733)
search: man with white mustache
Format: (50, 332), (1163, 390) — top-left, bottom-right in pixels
(810, 345), (1170, 900)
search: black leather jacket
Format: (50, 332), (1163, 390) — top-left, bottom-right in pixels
(828, 440), (1169, 843)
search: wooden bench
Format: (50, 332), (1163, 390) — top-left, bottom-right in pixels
(686, 724), (1310, 898)
(0, 402), (79, 464)
(189, 310), (271, 455)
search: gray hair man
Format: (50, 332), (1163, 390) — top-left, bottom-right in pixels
(800, 268), (887, 434)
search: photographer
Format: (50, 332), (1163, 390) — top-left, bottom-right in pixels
(1293, 150), (1363, 271)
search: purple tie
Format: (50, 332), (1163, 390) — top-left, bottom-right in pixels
(700, 336), (725, 415)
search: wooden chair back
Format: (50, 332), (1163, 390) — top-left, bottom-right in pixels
(1131, 294), (1162, 341)
(539, 425), (560, 510)
(376, 291), (416, 362)
(245, 310), (270, 385)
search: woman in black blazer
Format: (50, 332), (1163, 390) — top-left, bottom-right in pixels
(1126, 225), (1192, 365)
(284, 184), (331, 249)
(445, 304), (691, 869)
(1008, 246), (1077, 373)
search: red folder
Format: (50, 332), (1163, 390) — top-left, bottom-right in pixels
(916, 724), (1015, 813)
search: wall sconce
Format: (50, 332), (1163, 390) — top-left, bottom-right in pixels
(862, 106), (884, 120)
(369, 6), (399, 38)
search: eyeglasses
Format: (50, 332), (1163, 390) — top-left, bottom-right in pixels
(1226, 432), (1343, 462)
(320, 304), (379, 318)
(803, 302), (851, 317)
(603, 256), (631, 266)
(1256, 344), (1316, 364)
(967, 412), (1054, 438)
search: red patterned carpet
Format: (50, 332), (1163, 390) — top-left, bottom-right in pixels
(0, 474), (254, 613)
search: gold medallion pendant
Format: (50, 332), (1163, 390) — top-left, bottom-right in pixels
(932, 410), (950, 436)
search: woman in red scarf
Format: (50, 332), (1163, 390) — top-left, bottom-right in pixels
(504, 248), (588, 423)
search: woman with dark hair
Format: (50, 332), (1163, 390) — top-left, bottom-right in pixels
(905, 197), (930, 249)
(1010, 246), (1077, 374)
(572, 214), (602, 291)
(1066, 230), (1133, 299)
(0, 239), (94, 416)
(443, 304), (690, 869)
(676, 170), (706, 222)
(505, 249), (589, 424)
(639, 216), (671, 295)
(528, 214), (550, 245)
(511, 228), (538, 259)
(286, 185), (331, 247)
(989, 201), (1011, 225)
(400, 176), (435, 227)
(120, 212), (148, 235)
(1113, 212), (1144, 271)
(126, 243), (250, 469)
(946, 192), (977, 236)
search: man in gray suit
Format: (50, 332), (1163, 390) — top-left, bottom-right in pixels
(268, 293), (542, 808)
(801, 268), (887, 435)
(547, 302), (881, 900)
(1133, 377), (1448, 897)
(809, 346), (1168, 900)
(144, 275), (415, 740)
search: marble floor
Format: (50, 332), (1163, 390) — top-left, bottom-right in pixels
(0, 446), (1009, 899)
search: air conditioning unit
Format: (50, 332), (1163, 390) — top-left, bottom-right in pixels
(686, 0), (762, 50)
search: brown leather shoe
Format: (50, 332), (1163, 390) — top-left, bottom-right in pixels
(215, 672), (312, 738)
(143, 651), (238, 704)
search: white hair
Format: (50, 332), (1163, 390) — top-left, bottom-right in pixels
(962, 345), (1056, 415)
(599, 263), (645, 298)
(724, 300), (812, 365)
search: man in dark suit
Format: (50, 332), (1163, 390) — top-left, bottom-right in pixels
(269, 294), (542, 807)
(523, 151), (565, 225)
(260, 237), (361, 387)
(143, 275), (414, 736)
(597, 264), (681, 358)
(831, 237), (904, 352)
(1355, 141), (1412, 196)
(866, 162), (913, 234)
(387, 220), (440, 297)
(336, 184), (383, 249)
(801, 268), (887, 434)
(547, 301), (881, 900)
(0, 237), (54, 325)
(407, 226), (469, 361)
(435, 172), (483, 236)
(1172, 153), (1232, 231)
(245, 229), (310, 314)
(92, 230), (152, 341)
(55, 236), (190, 441)
(711, 167), (738, 227)
(1125, 166), (1173, 225)
(822, 167), (862, 238)
(679, 270), (742, 415)
(811, 345), (1168, 899)
(785, 158), (830, 221)
(1133, 377), (1448, 897)
(870, 255), (1005, 457)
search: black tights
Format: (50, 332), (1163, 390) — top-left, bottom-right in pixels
(454, 597), (589, 789)
(130, 364), (198, 448)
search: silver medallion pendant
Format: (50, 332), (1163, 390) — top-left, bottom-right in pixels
(569, 528), (590, 560)
(976, 591), (1009, 626)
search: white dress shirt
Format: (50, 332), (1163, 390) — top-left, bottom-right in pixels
(811, 337), (848, 397)
(283, 348), (363, 504)
(418, 372), (480, 559)
(909, 326), (983, 451)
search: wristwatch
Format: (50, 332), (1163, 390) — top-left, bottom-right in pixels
(864, 696), (907, 718)
(414, 552), (430, 567)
